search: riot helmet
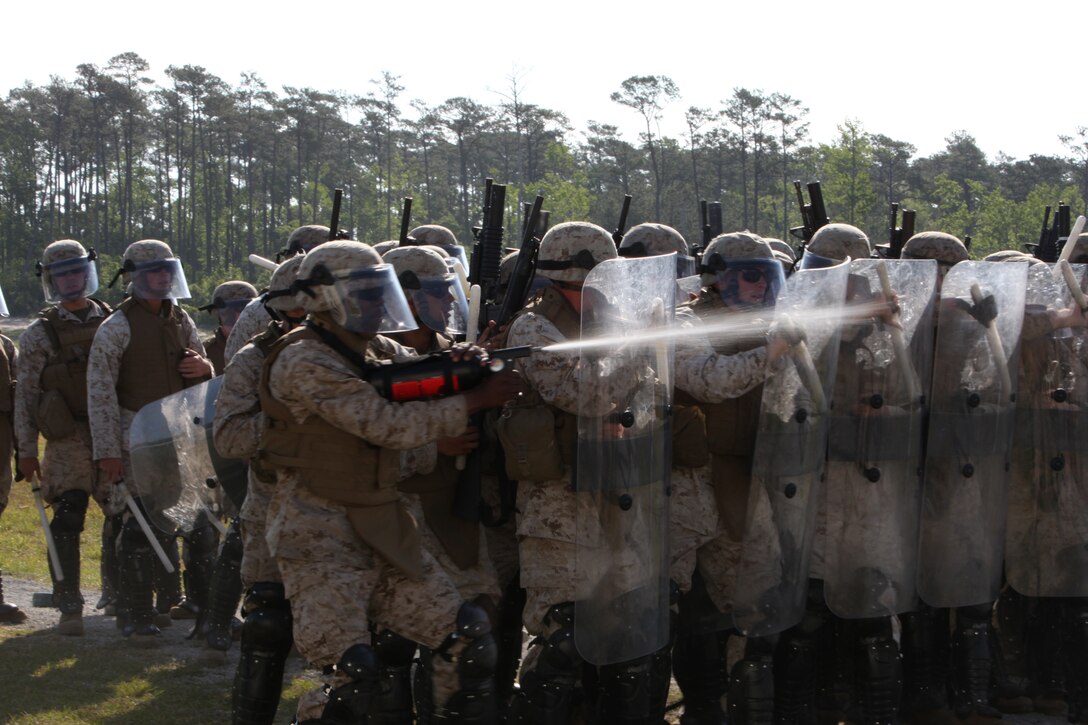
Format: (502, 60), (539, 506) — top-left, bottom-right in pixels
(295, 241), (416, 335)
(407, 225), (469, 273)
(384, 246), (469, 336)
(699, 232), (785, 309)
(199, 280), (257, 332)
(37, 239), (99, 303)
(799, 223), (871, 269)
(536, 222), (617, 285)
(618, 222), (696, 279)
(118, 240), (191, 301)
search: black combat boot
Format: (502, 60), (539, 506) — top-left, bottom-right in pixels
(0, 569), (27, 624)
(295, 643), (380, 724)
(950, 604), (1002, 722)
(371, 628), (416, 724)
(852, 618), (901, 725)
(507, 603), (581, 725)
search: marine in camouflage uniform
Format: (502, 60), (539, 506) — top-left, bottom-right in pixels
(1000, 238), (1088, 722)
(900, 232), (1002, 725)
(200, 280), (258, 375)
(797, 224), (912, 725)
(87, 239), (214, 645)
(503, 222), (666, 723)
(258, 241), (520, 723)
(667, 231), (788, 725)
(383, 245), (501, 722)
(14, 240), (114, 636)
(212, 255), (306, 723)
(224, 225), (329, 362)
(0, 283), (22, 624)
(618, 224), (791, 725)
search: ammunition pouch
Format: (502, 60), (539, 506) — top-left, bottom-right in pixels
(36, 388), (78, 441)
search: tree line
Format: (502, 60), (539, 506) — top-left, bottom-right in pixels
(1, 52), (1086, 315)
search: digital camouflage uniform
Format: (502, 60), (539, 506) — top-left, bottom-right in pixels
(0, 333), (22, 624)
(87, 244), (210, 644)
(225, 297), (272, 362)
(263, 323), (476, 720)
(15, 300), (117, 633)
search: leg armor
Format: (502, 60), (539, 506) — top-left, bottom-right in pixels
(296, 644), (381, 724)
(176, 520), (219, 624)
(769, 584), (830, 725)
(596, 655), (661, 725)
(232, 582), (294, 725)
(674, 578), (728, 725)
(0, 569), (27, 624)
(152, 528), (182, 623)
(204, 518), (244, 652)
(494, 576), (526, 716)
(1064, 599), (1088, 723)
(97, 513), (123, 612)
(416, 601), (497, 724)
(899, 604), (953, 720)
(507, 602), (581, 725)
(1027, 596), (1068, 716)
(852, 617), (901, 725)
(50, 490), (88, 616)
(950, 603), (1001, 719)
(727, 636), (776, 725)
(372, 628), (417, 725)
(119, 512), (159, 639)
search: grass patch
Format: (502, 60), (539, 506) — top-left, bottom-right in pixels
(1, 458), (104, 589)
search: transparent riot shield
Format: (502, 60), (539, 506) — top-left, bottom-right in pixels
(918, 260), (1027, 608)
(1006, 262), (1088, 596)
(129, 378), (227, 533)
(574, 254), (675, 666)
(822, 259), (937, 618)
(732, 259), (851, 637)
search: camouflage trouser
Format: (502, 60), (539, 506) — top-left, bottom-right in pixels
(415, 494), (501, 604)
(267, 480), (466, 720)
(698, 480), (781, 616)
(516, 478), (603, 636)
(669, 466), (719, 594)
(481, 473), (520, 591)
(239, 472), (279, 589)
(41, 427), (121, 514)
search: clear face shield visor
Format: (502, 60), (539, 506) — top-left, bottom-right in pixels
(41, 256), (99, 303)
(130, 258), (191, 301)
(330, 264), (418, 335)
(402, 272), (470, 336)
(711, 258), (786, 309)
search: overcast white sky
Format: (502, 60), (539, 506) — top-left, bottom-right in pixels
(3, 0), (1083, 162)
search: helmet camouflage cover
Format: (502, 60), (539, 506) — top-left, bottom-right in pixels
(536, 222), (617, 283)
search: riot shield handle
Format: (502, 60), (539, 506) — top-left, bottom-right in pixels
(876, 262), (922, 402)
(28, 472), (63, 582)
(248, 254), (280, 272)
(970, 282), (1013, 402)
(116, 480), (176, 573)
(1058, 259), (1088, 313)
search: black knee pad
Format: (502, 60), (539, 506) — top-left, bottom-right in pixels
(219, 519), (243, 564)
(186, 522), (220, 558)
(456, 601), (498, 682)
(242, 602), (293, 656)
(373, 628), (416, 668)
(51, 490), (89, 535)
(243, 581), (288, 617)
(323, 643), (380, 721)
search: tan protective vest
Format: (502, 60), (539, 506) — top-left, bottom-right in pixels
(204, 328), (227, 376)
(38, 300), (111, 420)
(115, 298), (201, 412)
(682, 292), (766, 538)
(258, 322), (423, 579)
(500, 287), (579, 477)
